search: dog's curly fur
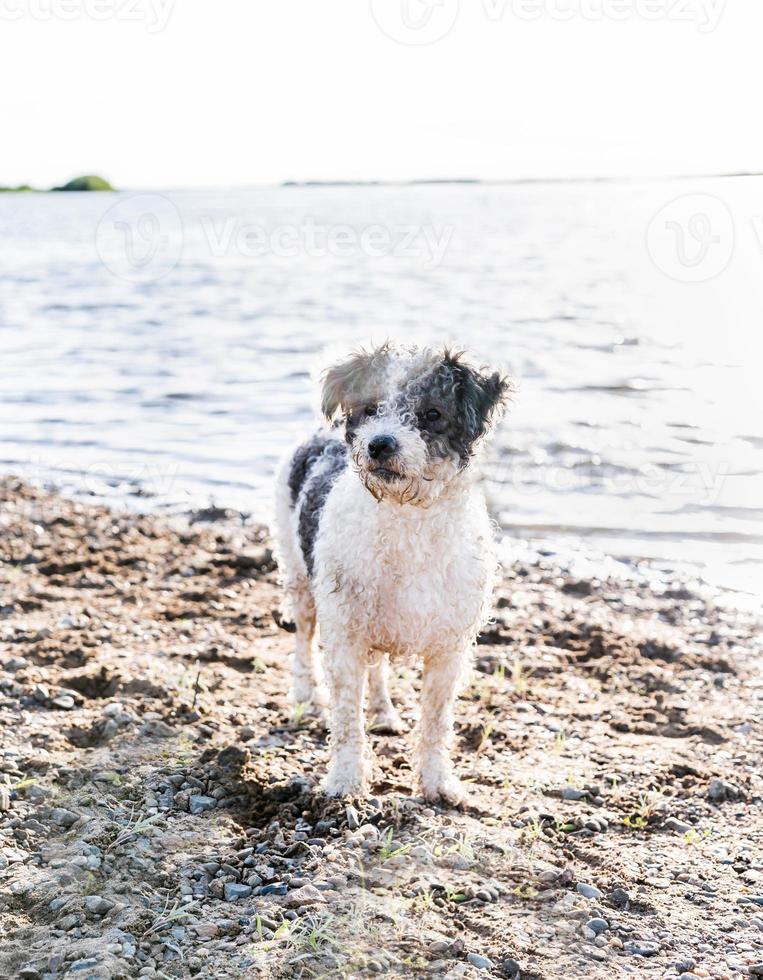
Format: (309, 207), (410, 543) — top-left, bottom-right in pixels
(273, 343), (512, 804)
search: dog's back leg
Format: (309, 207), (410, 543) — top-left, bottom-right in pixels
(274, 460), (327, 712)
(367, 656), (404, 733)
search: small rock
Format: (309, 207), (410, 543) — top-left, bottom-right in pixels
(345, 805), (360, 830)
(189, 795), (217, 815)
(466, 953), (493, 970)
(85, 895), (114, 916)
(503, 958), (521, 978)
(623, 941), (660, 956)
(0, 788), (10, 812)
(50, 808), (78, 828)
(576, 883), (602, 901)
(33, 684), (49, 703)
(224, 883), (252, 902)
(585, 918), (609, 936)
(68, 959), (101, 973)
(18, 967), (41, 980)
(664, 817), (692, 834)
(609, 887), (630, 909)
(561, 788), (589, 801)
(708, 778), (741, 802)
(52, 695), (75, 710)
(287, 884), (327, 908)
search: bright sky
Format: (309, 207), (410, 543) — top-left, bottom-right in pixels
(1, 0), (760, 188)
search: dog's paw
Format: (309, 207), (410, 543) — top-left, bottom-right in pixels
(368, 709), (405, 735)
(420, 773), (467, 808)
(290, 682), (329, 717)
(324, 768), (367, 798)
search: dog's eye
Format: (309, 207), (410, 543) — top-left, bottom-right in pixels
(364, 405), (377, 417)
(425, 409), (441, 422)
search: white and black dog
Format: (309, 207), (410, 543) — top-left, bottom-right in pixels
(274, 343), (511, 804)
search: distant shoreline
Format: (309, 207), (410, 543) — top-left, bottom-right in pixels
(0, 175), (114, 193)
(281, 171), (763, 188)
(2, 171), (761, 196)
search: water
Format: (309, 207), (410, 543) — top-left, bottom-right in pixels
(1, 178), (762, 600)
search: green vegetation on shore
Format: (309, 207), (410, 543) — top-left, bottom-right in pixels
(0, 174), (115, 193)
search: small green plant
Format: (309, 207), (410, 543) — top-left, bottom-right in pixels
(511, 883), (537, 900)
(13, 777), (36, 792)
(106, 807), (161, 852)
(292, 702), (309, 725)
(511, 657), (532, 696)
(378, 827), (412, 862)
(622, 814), (649, 831)
(555, 819), (577, 834)
(519, 817), (543, 845)
(143, 895), (197, 938)
(553, 732), (566, 755)
(683, 827), (711, 846)
(476, 722), (494, 754)
(446, 888), (468, 904)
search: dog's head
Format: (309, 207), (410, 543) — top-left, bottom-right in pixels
(321, 343), (512, 505)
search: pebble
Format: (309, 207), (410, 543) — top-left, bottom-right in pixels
(466, 953), (493, 970)
(708, 778), (739, 802)
(345, 805), (360, 830)
(609, 887), (630, 909)
(224, 883), (252, 902)
(623, 941), (660, 956)
(50, 808), (78, 828)
(503, 959), (520, 978)
(576, 883), (602, 900)
(665, 817), (692, 834)
(585, 918), (609, 936)
(562, 788), (589, 801)
(84, 895), (114, 916)
(260, 883), (288, 896)
(68, 959), (101, 973)
(287, 884), (328, 908)
(51, 695), (75, 710)
(189, 795), (217, 815)
(0, 788), (10, 812)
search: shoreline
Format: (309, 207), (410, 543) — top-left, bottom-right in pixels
(1, 477), (762, 979)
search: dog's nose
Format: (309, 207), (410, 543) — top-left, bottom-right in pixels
(368, 434), (398, 461)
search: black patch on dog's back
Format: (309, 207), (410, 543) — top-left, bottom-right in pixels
(289, 434), (347, 575)
(288, 431), (338, 506)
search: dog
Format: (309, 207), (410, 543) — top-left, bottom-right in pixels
(273, 343), (511, 804)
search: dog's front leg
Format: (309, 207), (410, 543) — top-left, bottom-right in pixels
(417, 651), (466, 806)
(324, 645), (369, 797)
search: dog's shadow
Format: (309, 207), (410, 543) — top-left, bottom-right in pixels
(201, 742), (493, 834)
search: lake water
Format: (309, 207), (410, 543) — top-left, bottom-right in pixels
(2, 178), (762, 600)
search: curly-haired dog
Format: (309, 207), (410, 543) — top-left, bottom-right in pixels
(274, 344), (511, 804)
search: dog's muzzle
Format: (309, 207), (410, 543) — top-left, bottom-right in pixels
(368, 434), (398, 461)
(366, 434), (404, 482)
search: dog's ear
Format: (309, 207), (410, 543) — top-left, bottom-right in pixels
(321, 346), (388, 421)
(449, 354), (513, 444)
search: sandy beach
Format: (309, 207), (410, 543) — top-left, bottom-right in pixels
(1, 476), (763, 980)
